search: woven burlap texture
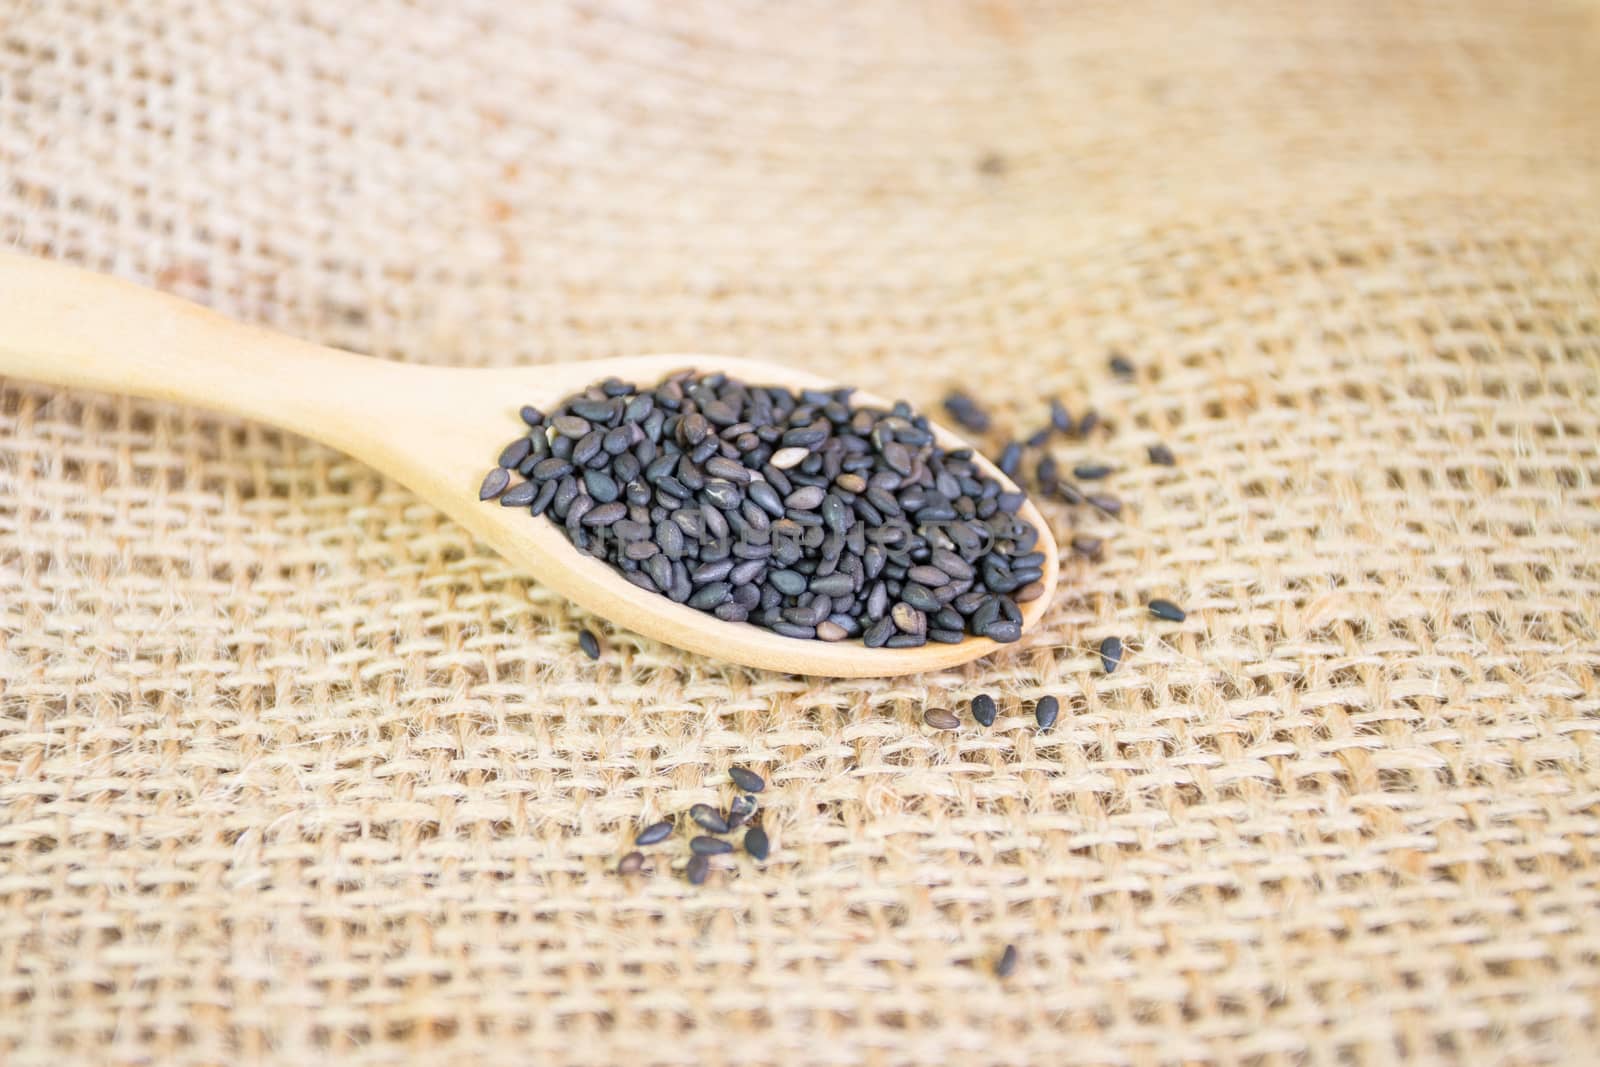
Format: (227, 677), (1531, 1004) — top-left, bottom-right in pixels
(3, 2), (1599, 1064)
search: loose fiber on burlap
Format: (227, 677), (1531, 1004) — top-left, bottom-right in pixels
(2, 2), (1599, 1065)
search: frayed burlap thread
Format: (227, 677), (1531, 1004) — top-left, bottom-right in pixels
(2, 1), (1599, 1065)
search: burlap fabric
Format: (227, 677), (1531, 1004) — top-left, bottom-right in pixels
(3, 2), (1599, 1064)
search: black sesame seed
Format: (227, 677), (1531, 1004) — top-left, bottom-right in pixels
(584, 469), (620, 503)
(820, 493), (849, 533)
(570, 398), (616, 422)
(499, 480), (538, 507)
(705, 456), (751, 484)
(891, 603), (926, 635)
(1073, 463), (1113, 480)
(1148, 443), (1175, 466)
(623, 396), (653, 423)
(813, 620), (846, 641)
(701, 399), (738, 426)
(745, 483), (784, 518)
(810, 572), (854, 597)
(882, 442), (913, 475)
(728, 766), (766, 793)
(983, 621), (1020, 643)
(729, 559), (765, 586)
(519, 405), (544, 426)
(1087, 493), (1122, 516)
(498, 437), (533, 468)
(690, 804), (730, 834)
(1078, 410), (1100, 437)
(635, 820), (672, 846)
(479, 467), (511, 500)
(769, 569), (807, 596)
(551, 414), (590, 438)
(924, 708), (961, 731)
(582, 501), (627, 526)
(772, 620), (817, 639)
(617, 851), (645, 875)
(782, 424), (826, 449)
(1049, 399), (1073, 434)
(997, 442), (1022, 478)
(1108, 353), (1135, 378)
(1035, 454), (1059, 493)
(1098, 636), (1124, 674)
(565, 494), (594, 529)
(971, 693), (997, 727)
(702, 481), (741, 510)
(743, 826), (770, 861)
(529, 479), (558, 517)
(690, 835), (735, 856)
(785, 485), (825, 511)
(995, 943), (1019, 977)
(727, 794), (757, 828)
(1070, 535), (1103, 559)
(578, 629), (601, 659)
(531, 456), (572, 481)
(942, 391), (991, 433)
(863, 618), (894, 647)
(657, 520), (685, 559)
(680, 413), (711, 445)
(1034, 695), (1060, 730)
(687, 582), (732, 611)
(572, 431), (604, 466)
(686, 854), (709, 885)
(769, 446), (809, 470)
(1148, 598), (1187, 622)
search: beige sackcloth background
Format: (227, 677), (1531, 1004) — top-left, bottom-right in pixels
(3, 1), (1599, 1064)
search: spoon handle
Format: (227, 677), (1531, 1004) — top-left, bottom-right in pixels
(0, 251), (423, 453)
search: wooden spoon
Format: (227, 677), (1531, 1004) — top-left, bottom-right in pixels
(0, 253), (1058, 677)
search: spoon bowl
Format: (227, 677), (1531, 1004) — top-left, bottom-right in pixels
(0, 253), (1057, 676)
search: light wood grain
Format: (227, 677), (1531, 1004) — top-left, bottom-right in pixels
(0, 252), (1058, 676)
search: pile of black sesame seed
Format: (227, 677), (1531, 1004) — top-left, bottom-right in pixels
(481, 370), (1048, 647)
(618, 765), (770, 884)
